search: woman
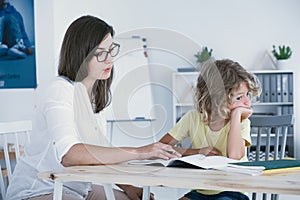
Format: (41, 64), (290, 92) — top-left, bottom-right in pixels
(6, 15), (180, 200)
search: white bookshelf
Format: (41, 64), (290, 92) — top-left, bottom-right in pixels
(172, 72), (197, 124)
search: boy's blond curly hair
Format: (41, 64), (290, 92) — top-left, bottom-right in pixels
(195, 59), (261, 124)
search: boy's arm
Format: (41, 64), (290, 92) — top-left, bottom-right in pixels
(159, 133), (192, 156)
(227, 107), (252, 160)
(160, 133), (221, 156)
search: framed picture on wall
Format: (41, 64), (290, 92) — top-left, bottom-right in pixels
(0, 0), (36, 89)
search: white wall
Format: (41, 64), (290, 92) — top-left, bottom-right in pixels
(1, 0), (300, 158)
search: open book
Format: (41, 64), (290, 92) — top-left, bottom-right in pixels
(127, 154), (265, 176)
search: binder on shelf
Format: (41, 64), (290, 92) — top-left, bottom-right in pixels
(263, 74), (270, 102)
(282, 106), (289, 114)
(281, 74), (289, 102)
(276, 74), (282, 102)
(256, 74), (264, 102)
(288, 73), (293, 102)
(276, 107), (282, 115)
(288, 106), (293, 114)
(270, 74), (277, 102)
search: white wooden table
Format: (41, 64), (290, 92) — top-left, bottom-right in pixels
(38, 164), (300, 200)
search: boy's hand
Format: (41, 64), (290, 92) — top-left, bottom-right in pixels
(199, 147), (222, 156)
(231, 106), (253, 121)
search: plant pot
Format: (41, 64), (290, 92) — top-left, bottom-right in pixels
(276, 59), (290, 70)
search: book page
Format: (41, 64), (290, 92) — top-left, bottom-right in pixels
(126, 159), (169, 166)
(167, 154), (237, 169)
(126, 154), (237, 169)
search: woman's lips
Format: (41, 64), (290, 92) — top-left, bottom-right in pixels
(104, 67), (111, 72)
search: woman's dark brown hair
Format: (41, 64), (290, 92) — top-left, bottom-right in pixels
(58, 15), (114, 113)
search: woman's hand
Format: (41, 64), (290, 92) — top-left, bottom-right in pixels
(120, 185), (154, 200)
(137, 142), (181, 160)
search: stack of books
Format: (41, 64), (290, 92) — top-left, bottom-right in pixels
(228, 159), (300, 175)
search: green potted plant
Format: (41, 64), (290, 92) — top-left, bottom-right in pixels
(271, 45), (292, 70)
(195, 46), (213, 63)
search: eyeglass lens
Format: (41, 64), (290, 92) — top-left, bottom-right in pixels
(96, 43), (120, 62)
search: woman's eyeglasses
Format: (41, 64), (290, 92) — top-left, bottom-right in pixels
(94, 43), (120, 62)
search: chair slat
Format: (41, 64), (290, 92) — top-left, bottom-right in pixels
(0, 164), (5, 199)
(256, 128), (262, 160)
(280, 126), (288, 159)
(274, 128), (280, 160)
(265, 127), (271, 161)
(14, 133), (21, 163)
(3, 135), (12, 182)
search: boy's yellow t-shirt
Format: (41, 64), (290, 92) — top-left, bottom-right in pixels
(168, 110), (252, 195)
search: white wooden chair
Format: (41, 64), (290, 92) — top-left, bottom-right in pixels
(0, 120), (32, 200)
(248, 114), (294, 200)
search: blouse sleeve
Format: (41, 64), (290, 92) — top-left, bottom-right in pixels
(42, 79), (82, 161)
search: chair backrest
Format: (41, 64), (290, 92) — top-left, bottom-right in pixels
(248, 115), (294, 200)
(0, 120), (32, 200)
(248, 114), (294, 161)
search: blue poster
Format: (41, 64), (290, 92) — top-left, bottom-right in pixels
(0, 0), (36, 89)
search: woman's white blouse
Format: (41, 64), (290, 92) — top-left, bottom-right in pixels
(6, 77), (109, 200)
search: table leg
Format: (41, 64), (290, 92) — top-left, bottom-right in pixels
(142, 186), (150, 200)
(103, 183), (116, 200)
(53, 180), (63, 200)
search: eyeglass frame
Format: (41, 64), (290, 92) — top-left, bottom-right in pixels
(94, 42), (120, 62)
